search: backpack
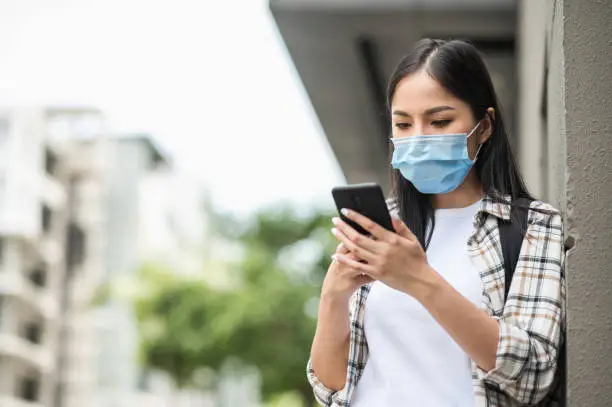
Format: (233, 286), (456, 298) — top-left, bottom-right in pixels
(498, 200), (566, 407)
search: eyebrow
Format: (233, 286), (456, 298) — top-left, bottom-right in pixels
(392, 106), (456, 117)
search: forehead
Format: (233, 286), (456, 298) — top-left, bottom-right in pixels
(391, 70), (462, 111)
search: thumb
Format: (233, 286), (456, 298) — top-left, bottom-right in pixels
(391, 216), (416, 241)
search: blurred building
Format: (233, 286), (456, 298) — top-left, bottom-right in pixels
(92, 135), (167, 407)
(272, 0), (612, 405)
(94, 135), (215, 407)
(0, 107), (104, 407)
(138, 168), (209, 279)
(46, 108), (109, 407)
(0, 108), (217, 407)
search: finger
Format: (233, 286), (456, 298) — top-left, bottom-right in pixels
(336, 248), (360, 261)
(334, 263), (374, 286)
(391, 216), (417, 241)
(335, 242), (350, 254)
(342, 265), (369, 277)
(339, 208), (396, 242)
(332, 252), (377, 275)
(346, 252), (362, 261)
(336, 244), (363, 261)
(354, 274), (374, 287)
(332, 217), (383, 253)
(331, 244), (357, 262)
(331, 227), (378, 263)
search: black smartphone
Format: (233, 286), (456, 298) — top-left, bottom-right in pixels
(331, 183), (394, 236)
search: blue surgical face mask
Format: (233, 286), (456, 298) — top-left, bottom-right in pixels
(391, 122), (482, 194)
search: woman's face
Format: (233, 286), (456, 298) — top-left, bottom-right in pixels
(390, 70), (492, 159)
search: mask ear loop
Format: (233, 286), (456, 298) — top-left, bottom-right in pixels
(471, 111), (495, 161)
(467, 120), (484, 162)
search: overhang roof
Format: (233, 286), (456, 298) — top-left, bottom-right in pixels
(270, 0), (516, 192)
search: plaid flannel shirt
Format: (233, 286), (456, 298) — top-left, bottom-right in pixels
(307, 196), (566, 407)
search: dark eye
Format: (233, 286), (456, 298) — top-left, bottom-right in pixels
(431, 119), (452, 128)
(395, 123), (411, 130)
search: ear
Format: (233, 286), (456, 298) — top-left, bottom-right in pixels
(480, 107), (495, 144)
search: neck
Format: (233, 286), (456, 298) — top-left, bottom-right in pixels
(434, 172), (484, 209)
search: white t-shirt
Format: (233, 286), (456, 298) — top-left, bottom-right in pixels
(351, 200), (483, 407)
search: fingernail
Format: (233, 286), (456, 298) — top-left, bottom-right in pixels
(331, 254), (338, 261)
(341, 208), (349, 216)
(331, 228), (338, 235)
(331, 217), (340, 225)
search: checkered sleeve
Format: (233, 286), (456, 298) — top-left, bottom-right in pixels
(306, 356), (340, 406)
(478, 202), (566, 404)
(307, 287), (368, 406)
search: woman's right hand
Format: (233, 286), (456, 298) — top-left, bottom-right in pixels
(321, 243), (374, 301)
(311, 242), (370, 391)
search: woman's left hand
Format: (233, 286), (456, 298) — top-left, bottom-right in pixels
(331, 209), (435, 298)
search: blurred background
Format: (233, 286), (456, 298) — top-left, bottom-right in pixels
(0, 0), (610, 407)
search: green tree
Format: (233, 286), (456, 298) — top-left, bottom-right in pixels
(133, 205), (336, 405)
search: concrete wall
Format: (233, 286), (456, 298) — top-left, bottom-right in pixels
(546, 0), (567, 213)
(521, 0), (612, 405)
(517, 0), (567, 208)
(561, 0), (612, 405)
(517, 0), (547, 199)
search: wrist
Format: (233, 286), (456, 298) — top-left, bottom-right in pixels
(319, 290), (351, 309)
(410, 265), (446, 305)
(316, 292), (351, 338)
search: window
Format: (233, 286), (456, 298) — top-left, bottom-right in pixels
(19, 377), (40, 402)
(66, 223), (86, 271)
(23, 322), (43, 345)
(42, 205), (52, 234)
(30, 266), (46, 288)
(66, 178), (86, 272)
(44, 148), (57, 176)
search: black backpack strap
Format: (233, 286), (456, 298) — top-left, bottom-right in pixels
(498, 199), (532, 301)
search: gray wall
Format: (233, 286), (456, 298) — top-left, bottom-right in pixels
(517, 0), (548, 199)
(562, 0), (612, 405)
(546, 0), (567, 213)
(520, 0), (612, 405)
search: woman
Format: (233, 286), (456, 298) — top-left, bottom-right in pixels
(307, 39), (565, 407)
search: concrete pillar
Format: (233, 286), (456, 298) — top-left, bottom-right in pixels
(545, 0), (567, 212)
(554, 0), (612, 405)
(516, 0), (547, 199)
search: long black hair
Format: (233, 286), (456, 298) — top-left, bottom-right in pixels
(388, 39), (533, 248)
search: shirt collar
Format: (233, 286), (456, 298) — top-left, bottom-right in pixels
(388, 194), (514, 221)
(479, 194), (512, 221)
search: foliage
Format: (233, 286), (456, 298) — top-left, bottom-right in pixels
(133, 205), (336, 403)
